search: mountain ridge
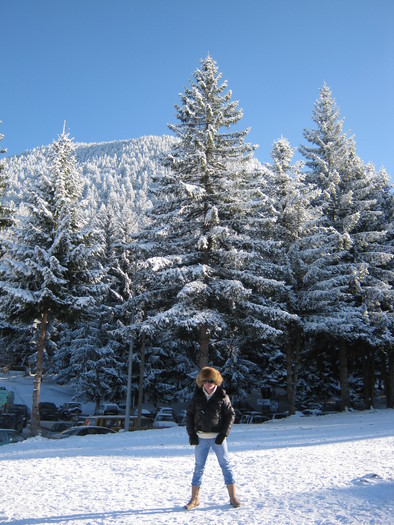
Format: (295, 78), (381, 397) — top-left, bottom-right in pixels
(4, 135), (177, 211)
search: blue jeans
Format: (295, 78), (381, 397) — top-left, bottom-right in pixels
(191, 437), (235, 486)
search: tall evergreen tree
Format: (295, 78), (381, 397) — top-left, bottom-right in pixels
(0, 122), (17, 367)
(56, 197), (137, 408)
(0, 122), (13, 232)
(260, 137), (323, 413)
(299, 84), (391, 409)
(0, 125), (95, 434)
(353, 162), (394, 407)
(140, 56), (288, 398)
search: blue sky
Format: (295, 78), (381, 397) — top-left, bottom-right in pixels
(1, 0), (393, 179)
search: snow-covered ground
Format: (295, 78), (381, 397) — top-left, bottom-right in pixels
(1, 372), (393, 524)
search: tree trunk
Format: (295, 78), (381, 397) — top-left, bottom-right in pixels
(199, 323), (209, 369)
(339, 341), (351, 411)
(199, 222), (210, 370)
(362, 344), (375, 409)
(94, 368), (101, 414)
(31, 310), (48, 436)
(370, 348), (376, 407)
(387, 345), (394, 409)
(286, 328), (301, 415)
(137, 305), (147, 429)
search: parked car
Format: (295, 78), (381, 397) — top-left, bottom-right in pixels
(176, 410), (187, 426)
(177, 415), (186, 426)
(39, 402), (58, 421)
(46, 421), (74, 438)
(302, 409), (324, 417)
(118, 402), (129, 415)
(58, 402), (82, 420)
(239, 411), (264, 424)
(0, 428), (26, 446)
(55, 425), (117, 439)
(176, 410), (187, 424)
(118, 404), (153, 418)
(0, 386), (14, 413)
(234, 409), (242, 424)
(103, 403), (120, 415)
(152, 414), (178, 429)
(83, 415), (152, 432)
(271, 411), (289, 420)
(7, 404), (31, 427)
(132, 408), (154, 421)
(96, 403), (120, 415)
(0, 412), (24, 433)
(248, 414), (270, 424)
(156, 407), (176, 418)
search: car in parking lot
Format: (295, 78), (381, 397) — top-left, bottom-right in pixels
(176, 410), (187, 426)
(249, 414), (270, 424)
(103, 403), (119, 415)
(271, 411), (289, 420)
(152, 413), (178, 429)
(0, 428), (26, 446)
(39, 402), (58, 421)
(7, 404), (31, 427)
(54, 425), (117, 439)
(46, 421), (74, 438)
(0, 412), (24, 433)
(239, 412), (270, 424)
(132, 408), (154, 420)
(0, 386), (14, 413)
(58, 402), (83, 420)
(155, 407), (176, 419)
(301, 408), (324, 417)
(96, 403), (120, 415)
(83, 415), (152, 432)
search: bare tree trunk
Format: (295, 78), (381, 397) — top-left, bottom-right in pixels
(199, 323), (209, 369)
(199, 224), (210, 370)
(137, 305), (147, 429)
(286, 329), (301, 415)
(387, 345), (394, 409)
(339, 341), (351, 411)
(363, 344), (375, 409)
(31, 311), (48, 436)
(94, 368), (101, 414)
(370, 348), (376, 407)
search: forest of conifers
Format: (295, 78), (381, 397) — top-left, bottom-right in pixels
(0, 56), (393, 416)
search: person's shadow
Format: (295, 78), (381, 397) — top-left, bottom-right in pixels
(3, 503), (231, 524)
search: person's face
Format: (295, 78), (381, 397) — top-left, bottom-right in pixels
(203, 379), (216, 394)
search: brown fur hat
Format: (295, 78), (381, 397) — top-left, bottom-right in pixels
(196, 366), (223, 388)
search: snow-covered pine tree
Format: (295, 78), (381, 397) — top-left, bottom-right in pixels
(0, 122), (13, 233)
(55, 175), (144, 409)
(299, 84), (390, 410)
(350, 160), (394, 408)
(259, 137), (323, 414)
(374, 169), (394, 408)
(0, 125), (96, 434)
(139, 55), (288, 398)
(0, 123), (17, 366)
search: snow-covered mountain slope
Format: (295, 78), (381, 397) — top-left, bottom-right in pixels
(4, 135), (177, 211)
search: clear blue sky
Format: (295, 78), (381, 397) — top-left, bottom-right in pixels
(2, 0), (393, 179)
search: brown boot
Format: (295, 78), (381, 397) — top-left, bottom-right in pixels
(184, 485), (200, 510)
(227, 483), (241, 508)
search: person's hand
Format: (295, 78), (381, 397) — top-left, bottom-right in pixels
(215, 433), (226, 445)
(189, 433), (199, 445)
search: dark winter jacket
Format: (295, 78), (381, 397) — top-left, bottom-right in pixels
(186, 386), (235, 437)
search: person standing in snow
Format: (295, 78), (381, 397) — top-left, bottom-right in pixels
(185, 366), (241, 509)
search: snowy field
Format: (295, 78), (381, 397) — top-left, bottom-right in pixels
(0, 372), (393, 525)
